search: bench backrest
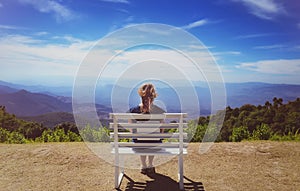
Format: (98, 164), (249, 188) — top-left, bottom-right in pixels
(109, 113), (188, 152)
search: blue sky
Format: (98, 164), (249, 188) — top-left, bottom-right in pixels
(0, 0), (300, 86)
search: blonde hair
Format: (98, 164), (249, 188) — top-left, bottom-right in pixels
(138, 83), (157, 113)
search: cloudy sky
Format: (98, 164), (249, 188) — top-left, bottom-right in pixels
(0, 0), (300, 86)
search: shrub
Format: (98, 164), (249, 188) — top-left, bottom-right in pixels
(67, 130), (82, 142)
(230, 126), (250, 142)
(7, 131), (27, 144)
(270, 130), (300, 141)
(36, 128), (82, 142)
(80, 124), (110, 142)
(0, 128), (27, 144)
(252, 124), (272, 140)
(185, 121), (207, 142)
(0, 127), (10, 143)
(270, 133), (281, 141)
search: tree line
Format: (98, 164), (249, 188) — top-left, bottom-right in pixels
(0, 97), (300, 143)
(0, 106), (109, 143)
(190, 97), (300, 142)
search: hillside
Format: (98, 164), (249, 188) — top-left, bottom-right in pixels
(20, 112), (75, 128)
(0, 85), (19, 94)
(0, 142), (299, 191)
(0, 90), (72, 116)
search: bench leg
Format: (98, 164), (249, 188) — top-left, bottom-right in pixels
(178, 153), (184, 190)
(115, 154), (125, 189)
(115, 159), (119, 188)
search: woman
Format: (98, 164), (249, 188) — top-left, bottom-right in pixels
(128, 83), (165, 174)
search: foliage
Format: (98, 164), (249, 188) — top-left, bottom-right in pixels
(185, 121), (207, 142)
(0, 127), (9, 143)
(251, 124), (272, 140)
(35, 128), (82, 142)
(0, 127), (27, 144)
(79, 124), (110, 142)
(0, 106), (45, 139)
(230, 126), (250, 142)
(189, 97), (300, 142)
(219, 97), (300, 142)
(270, 130), (300, 141)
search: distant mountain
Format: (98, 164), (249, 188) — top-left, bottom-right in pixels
(0, 85), (19, 94)
(95, 82), (300, 116)
(0, 80), (72, 96)
(0, 89), (72, 116)
(226, 82), (300, 108)
(0, 80), (300, 118)
(0, 86), (112, 126)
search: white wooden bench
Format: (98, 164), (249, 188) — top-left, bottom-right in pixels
(109, 113), (188, 190)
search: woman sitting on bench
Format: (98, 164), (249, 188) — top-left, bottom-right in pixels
(128, 83), (165, 174)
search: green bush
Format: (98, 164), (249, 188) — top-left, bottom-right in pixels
(80, 124), (110, 142)
(67, 130), (82, 142)
(8, 131), (27, 144)
(230, 126), (250, 142)
(270, 133), (281, 141)
(270, 130), (300, 141)
(185, 121), (207, 142)
(0, 127), (10, 143)
(36, 128), (82, 142)
(0, 127), (27, 144)
(252, 124), (272, 140)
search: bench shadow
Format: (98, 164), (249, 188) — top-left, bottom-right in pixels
(120, 173), (205, 191)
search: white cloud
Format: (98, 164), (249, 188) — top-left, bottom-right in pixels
(98, 48), (221, 83)
(0, 34), (44, 44)
(213, 51), (241, 56)
(184, 45), (214, 50)
(234, 33), (273, 39)
(234, 0), (285, 20)
(182, 19), (209, 30)
(237, 59), (300, 74)
(99, 0), (130, 4)
(123, 23), (172, 36)
(253, 44), (285, 50)
(0, 24), (26, 30)
(34, 31), (49, 36)
(18, 0), (76, 22)
(0, 34), (97, 83)
(0, 2), (3, 7)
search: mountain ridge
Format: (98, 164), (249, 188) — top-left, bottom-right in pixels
(0, 89), (72, 116)
(0, 80), (299, 118)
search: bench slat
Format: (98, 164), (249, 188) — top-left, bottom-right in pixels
(112, 147), (188, 155)
(113, 142), (188, 148)
(110, 113), (187, 120)
(109, 123), (188, 129)
(110, 132), (188, 139)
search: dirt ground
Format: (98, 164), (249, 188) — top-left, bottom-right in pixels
(0, 141), (299, 191)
